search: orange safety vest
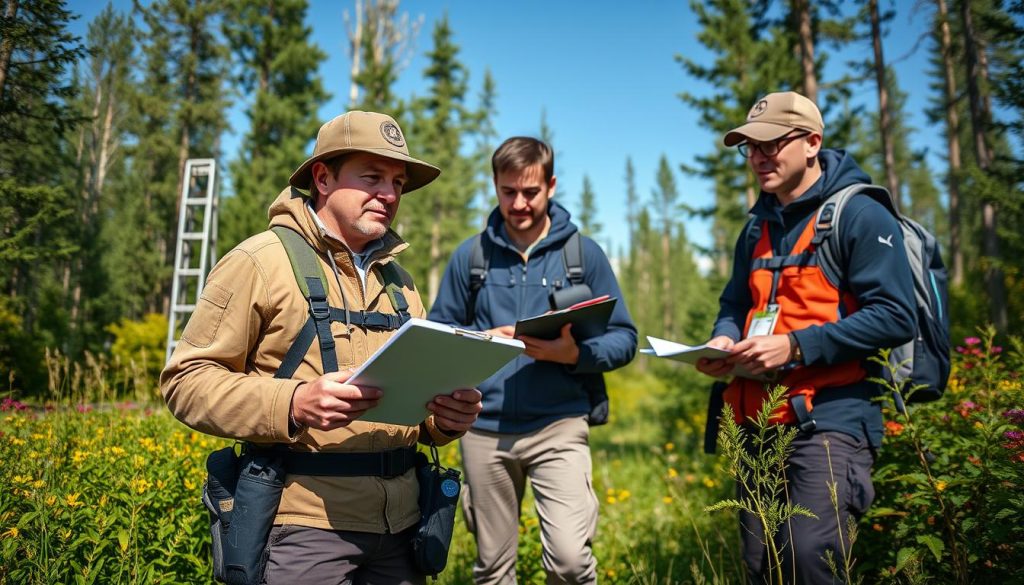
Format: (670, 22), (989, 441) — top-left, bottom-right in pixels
(723, 216), (865, 427)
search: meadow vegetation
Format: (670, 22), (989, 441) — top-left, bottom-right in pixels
(1, 330), (1022, 584)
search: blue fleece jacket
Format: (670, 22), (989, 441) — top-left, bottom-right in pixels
(429, 201), (638, 433)
(712, 149), (916, 447)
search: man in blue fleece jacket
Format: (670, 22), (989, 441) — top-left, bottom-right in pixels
(696, 92), (915, 583)
(429, 137), (636, 584)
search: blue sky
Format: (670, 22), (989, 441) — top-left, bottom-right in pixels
(67, 0), (942, 263)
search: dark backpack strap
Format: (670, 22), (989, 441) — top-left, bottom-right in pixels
(562, 231), (585, 286)
(377, 261), (411, 322)
(466, 234), (488, 325)
(272, 226), (338, 377)
(814, 183), (895, 289)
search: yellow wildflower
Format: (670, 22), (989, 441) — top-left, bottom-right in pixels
(184, 478), (197, 490)
(606, 488), (615, 496)
(46, 495), (57, 507)
(664, 442), (675, 451)
(936, 480), (947, 492)
(606, 569), (617, 579)
(667, 468), (678, 478)
(1, 527), (19, 539)
(32, 479), (45, 489)
(99, 494), (109, 507)
(65, 493), (83, 508)
(617, 490), (631, 501)
(662, 496), (673, 504)
(12, 475), (31, 485)
(9, 437), (25, 446)
(59, 528), (72, 541)
(72, 450), (89, 464)
(702, 476), (717, 489)
(606, 496), (617, 505)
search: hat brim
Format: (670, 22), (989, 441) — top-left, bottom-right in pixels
(723, 121), (803, 147)
(289, 147), (441, 194)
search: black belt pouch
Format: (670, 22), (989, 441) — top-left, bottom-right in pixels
(219, 446), (286, 585)
(412, 449), (461, 577)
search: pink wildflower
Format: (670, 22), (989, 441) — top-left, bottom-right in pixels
(965, 336), (981, 346)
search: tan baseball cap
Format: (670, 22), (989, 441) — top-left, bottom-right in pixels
(723, 91), (824, 147)
(289, 111), (441, 193)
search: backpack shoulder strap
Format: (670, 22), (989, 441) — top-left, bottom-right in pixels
(562, 231), (585, 285)
(813, 183), (895, 288)
(377, 261), (411, 319)
(271, 226), (338, 376)
(466, 234), (488, 325)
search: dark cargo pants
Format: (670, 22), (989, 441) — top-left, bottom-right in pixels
(261, 524), (424, 585)
(739, 431), (875, 585)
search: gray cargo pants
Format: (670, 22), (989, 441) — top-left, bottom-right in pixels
(739, 430), (876, 585)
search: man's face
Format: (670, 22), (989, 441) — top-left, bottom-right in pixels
(312, 152), (407, 252)
(745, 131), (820, 196)
(495, 163), (555, 236)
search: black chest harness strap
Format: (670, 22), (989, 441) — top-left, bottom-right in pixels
(270, 225), (411, 380)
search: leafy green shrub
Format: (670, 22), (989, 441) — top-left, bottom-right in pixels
(106, 313), (168, 398)
(859, 329), (1024, 583)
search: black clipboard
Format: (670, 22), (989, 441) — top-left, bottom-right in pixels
(513, 296), (617, 341)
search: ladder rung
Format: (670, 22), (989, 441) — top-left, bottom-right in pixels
(177, 268), (202, 276)
(180, 232), (205, 240)
(173, 304), (196, 312)
(185, 197), (211, 205)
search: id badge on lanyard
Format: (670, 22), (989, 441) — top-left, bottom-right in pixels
(747, 302), (780, 338)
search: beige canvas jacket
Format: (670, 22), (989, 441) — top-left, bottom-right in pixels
(161, 187), (458, 533)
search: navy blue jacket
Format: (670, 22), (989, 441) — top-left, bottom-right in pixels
(712, 149), (915, 446)
(429, 201), (637, 433)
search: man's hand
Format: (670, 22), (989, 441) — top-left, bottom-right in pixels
(486, 325), (516, 338)
(518, 323), (580, 365)
(427, 388), (483, 433)
(695, 335), (737, 378)
(726, 334), (793, 375)
(290, 369), (382, 431)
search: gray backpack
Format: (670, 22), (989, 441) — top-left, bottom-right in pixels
(812, 184), (951, 407)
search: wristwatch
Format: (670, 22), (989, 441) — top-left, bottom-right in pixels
(788, 332), (803, 363)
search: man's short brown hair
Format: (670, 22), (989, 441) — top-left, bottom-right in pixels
(312, 154), (348, 199)
(491, 137), (554, 182)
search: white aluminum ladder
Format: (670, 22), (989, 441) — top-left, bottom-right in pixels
(165, 159), (219, 363)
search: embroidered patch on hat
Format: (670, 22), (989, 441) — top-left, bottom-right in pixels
(380, 121), (405, 147)
(748, 99), (768, 119)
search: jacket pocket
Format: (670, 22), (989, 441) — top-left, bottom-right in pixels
(181, 282), (233, 348)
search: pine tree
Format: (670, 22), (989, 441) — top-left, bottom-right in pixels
(577, 174), (600, 238)
(652, 155), (679, 337)
(0, 0), (85, 387)
(400, 15), (491, 303)
(219, 0), (328, 254)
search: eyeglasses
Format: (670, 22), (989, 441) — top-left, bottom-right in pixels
(737, 131), (810, 158)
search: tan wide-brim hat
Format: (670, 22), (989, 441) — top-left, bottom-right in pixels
(723, 91), (824, 147)
(289, 111), (441, 193)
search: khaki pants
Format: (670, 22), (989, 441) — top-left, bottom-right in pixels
(460, 416), (599, 585)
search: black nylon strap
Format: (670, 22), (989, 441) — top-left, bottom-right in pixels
(281, 447), (421, 478)
(275, 318), (318, 380)
(703, 381), (728, 454)
(750, 252), (817, 271)
(306, 277), (338, 374)
(329, 308), (407, 330)
(563, 231), (585, 285)
(467, 234), (487, 325)
(789, 395), (817, 433)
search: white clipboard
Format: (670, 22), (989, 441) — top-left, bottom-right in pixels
(640, 336), (774, 381)
(347, 318), (524, 426)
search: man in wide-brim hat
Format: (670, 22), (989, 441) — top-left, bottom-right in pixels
(162, 111), (483, 584)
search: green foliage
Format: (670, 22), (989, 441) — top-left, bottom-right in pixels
(106, 314), (169, 391)
(219, 0), (328, 254)
(859, 329), (1024, 583)
(577, 175), (601, 238)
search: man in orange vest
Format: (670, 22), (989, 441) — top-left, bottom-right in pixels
(696, 91), (916, 583)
